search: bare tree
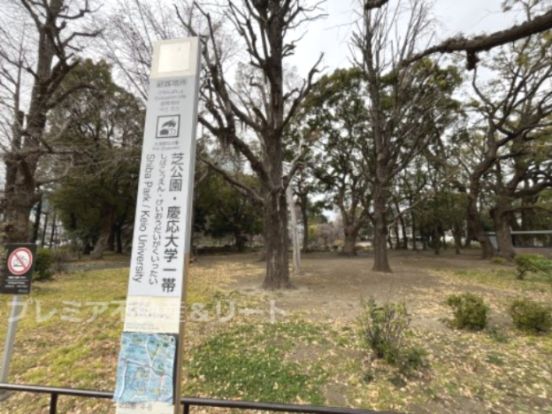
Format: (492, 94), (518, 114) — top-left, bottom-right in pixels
(0, 0), (99, 244)
(178, 0), (323, 289)
(100, 0), (188, 101)
(353, 0), (460, 271)
(364, 0), (552, 69)
(465, 31), (552, 258)
(490, 143), (552, 258)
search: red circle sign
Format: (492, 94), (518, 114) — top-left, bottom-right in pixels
(7, 247), (33, 276)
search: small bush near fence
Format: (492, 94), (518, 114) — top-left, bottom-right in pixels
(34, 248), (54, 281)
(509, 299), (552, 334)
(359, 299), (426, 374)
(514, 254), (552, 280)
(446, 293), (488, 330)
(34, 248), (71, 281)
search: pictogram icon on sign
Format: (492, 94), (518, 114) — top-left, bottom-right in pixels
(156, 115), (180, 139)
(7, 247), (33, 276)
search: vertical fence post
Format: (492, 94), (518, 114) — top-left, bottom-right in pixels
(182, 401), (190, 414)
(49, 392), (58, 414)
(0, 296), (24, 389)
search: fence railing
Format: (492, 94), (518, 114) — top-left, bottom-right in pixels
(0, 383), (396, 414)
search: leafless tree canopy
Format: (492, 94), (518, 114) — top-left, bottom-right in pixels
(0, 0), (98, 243)
(175, 0), (324, 288)
(362, 0), (552, 69)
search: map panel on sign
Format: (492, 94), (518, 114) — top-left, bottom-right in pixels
(114, 332), (177, 404)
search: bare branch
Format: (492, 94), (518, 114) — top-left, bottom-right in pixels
(406, 8), (552, 69)
(200, 157), (263, 205)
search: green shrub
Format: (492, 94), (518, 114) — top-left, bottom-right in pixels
(395, 346), (427, 375)
(358, 299), (426, 373)
(514, 254), (552, 280)
(359, 299), (410, 359)
(509, 299), (552, 333)
(446, 293), (488, 330)
(33, 248), (54, 281)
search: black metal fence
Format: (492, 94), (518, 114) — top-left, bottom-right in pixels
(0, 383), (394, 414)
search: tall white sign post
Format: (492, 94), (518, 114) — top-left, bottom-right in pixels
(113, 38), (200, 414)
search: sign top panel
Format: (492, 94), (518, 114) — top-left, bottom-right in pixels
(151, 38), (199, 79)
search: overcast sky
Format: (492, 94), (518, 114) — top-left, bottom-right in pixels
(287, 0), (523, 77)
(0, 0), (534, 188)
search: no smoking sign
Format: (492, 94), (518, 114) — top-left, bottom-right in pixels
(8, 247), (33, 275)
(1, 244), (36, 295)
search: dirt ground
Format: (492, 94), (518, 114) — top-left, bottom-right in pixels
(1, 249), (551, 414)
(200, 249), (530, 328)
(189, 249), (552, 413)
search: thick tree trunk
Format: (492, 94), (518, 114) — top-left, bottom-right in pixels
(48, 211), (57, 248)
(2, 24), (54, 245)
(32, 196), (42, 243)
(492, 206), (515, 259)
(399, 215), (408, 249)
(373, 226), (391, 271)
(234, 231), (247, 252)
(116, 224), (123, 254)
(262, 190), (291, 289)
(300, 198), (309, 252)
(463, 223), (473, 248)
(411, 212), (417, 251)
(1, 1), (77, 247)
(90, 232), (109, 259)
(467, 187), (495, 258)
(372, 190), (391, 272)
(2, 151), (39, 244)
(432, 230), (441, 255)
(107, 225), (115, 252)
(342, 225), (358, 256)
(41, 211), (49, 247)
(2, 194), (35, 244)
(389, 222), (400, 250)
(452, 224), (462, 254)
(90, 209), (115, 259)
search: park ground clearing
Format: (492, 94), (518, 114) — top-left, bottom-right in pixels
(0, 250), (551, 414)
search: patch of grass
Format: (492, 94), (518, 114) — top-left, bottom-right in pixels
(446, 268), (552, 293)
(491, 257), (510, 266)
(487, 326), (510, 343)
(2, 254), (552, 414)
(0, 262), (226, 414)
(486, 352), (505, 366)
(186, 322), (327, 404)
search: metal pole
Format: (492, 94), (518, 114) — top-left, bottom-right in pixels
(49, 393), (58, 414)
(286, 186), (301, 274)
(0, 295), (23, 400)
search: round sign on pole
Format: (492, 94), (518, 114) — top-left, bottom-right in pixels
(7, 247), (33, 276)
